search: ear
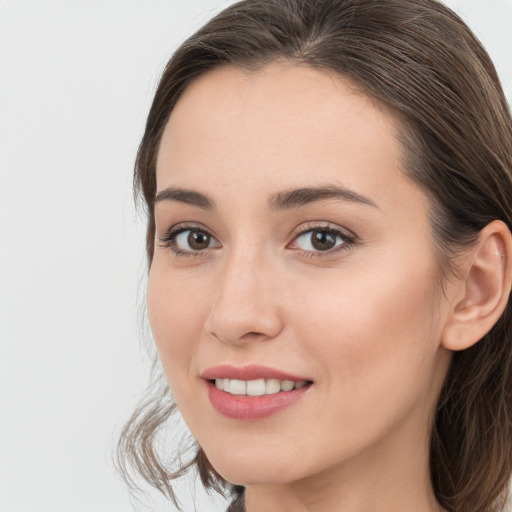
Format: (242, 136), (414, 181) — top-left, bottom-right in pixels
(442, 220), (512, 351)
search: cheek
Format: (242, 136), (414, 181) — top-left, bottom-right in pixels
(147, 264), (210, 389)
(293, 255), (442, 418)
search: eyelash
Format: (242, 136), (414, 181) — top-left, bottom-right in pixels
(158, 222), (357, 258)
(158, 223), (216, 258)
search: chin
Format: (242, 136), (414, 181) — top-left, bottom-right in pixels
(204, 444), (304, 486)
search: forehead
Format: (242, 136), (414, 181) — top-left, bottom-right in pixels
(156, 63), (424, 217)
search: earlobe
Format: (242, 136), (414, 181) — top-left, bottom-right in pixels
(442, 220), (512, 351)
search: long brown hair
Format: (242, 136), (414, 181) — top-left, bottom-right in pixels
(116, 1), (512, 511)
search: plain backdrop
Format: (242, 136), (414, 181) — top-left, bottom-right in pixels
(0, 1), (511, 511)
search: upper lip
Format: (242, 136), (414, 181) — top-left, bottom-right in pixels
(200, 364), (312, 382)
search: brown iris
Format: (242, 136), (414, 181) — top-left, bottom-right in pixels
(311, 230), (337, 251)
(188, 230), (211, 250)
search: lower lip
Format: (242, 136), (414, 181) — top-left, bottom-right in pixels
(206, 380), (311, 420)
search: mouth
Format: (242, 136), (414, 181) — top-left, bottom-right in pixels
(201, 365), (314, 420)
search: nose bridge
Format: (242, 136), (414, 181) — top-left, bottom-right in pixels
(206, 239), (282, 344)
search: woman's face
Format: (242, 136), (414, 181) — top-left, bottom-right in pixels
(148, 64), (453, 487)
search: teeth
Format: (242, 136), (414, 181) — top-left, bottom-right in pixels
(281, 380), (294, 392)
(230, 379), (247, 395)
(247, 379), (266, 396)
(266, 378), (281, 394)
(214, 378), (309, 396)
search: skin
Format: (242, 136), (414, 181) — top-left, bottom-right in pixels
(148, 63), (455, 512)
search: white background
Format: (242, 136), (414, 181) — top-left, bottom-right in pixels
(0, 1), (511, 511)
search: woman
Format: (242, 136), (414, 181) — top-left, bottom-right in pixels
(116, 0), (512, 511)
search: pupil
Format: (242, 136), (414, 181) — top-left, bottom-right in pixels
(312, 230), (335, 251)
(188, 231), (210, 250)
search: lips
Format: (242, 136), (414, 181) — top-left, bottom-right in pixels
(201, 364), (313, 420)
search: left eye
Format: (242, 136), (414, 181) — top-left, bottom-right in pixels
(293, 229), (348, 252)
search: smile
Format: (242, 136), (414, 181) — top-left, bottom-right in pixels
(201, 365), (313, 420)
(206, 381), (312, 420)
(214, 378), (309, 396)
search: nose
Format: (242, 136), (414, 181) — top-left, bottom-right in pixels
(204, 248), (284, 346)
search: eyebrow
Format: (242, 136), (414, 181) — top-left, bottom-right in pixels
(268, 185), (378, 210)
(155, 187), (215, 210)
(154, 184), (378, 211)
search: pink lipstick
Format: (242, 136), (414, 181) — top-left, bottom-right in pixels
(201, 365), (313, 420)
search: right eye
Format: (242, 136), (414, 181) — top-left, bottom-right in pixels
(159, 226), (221, 256)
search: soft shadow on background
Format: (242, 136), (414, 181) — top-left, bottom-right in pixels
(0, 1), (510, 511)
